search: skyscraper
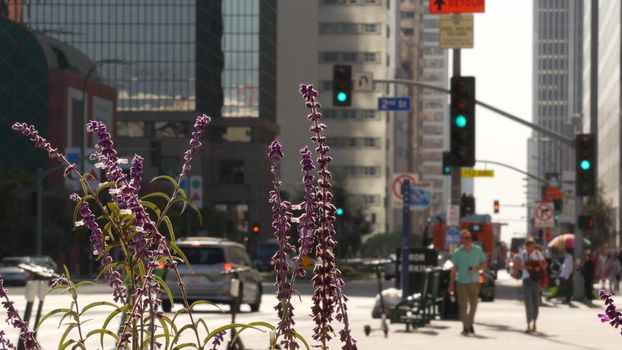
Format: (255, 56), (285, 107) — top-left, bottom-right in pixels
(527, 0), (583, 232)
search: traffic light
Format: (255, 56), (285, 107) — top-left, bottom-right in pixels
(575, 134), (596, 196)
(251, 223), (260, 234)
(578, 215), (595, 230)
(493, 200), (499, 214)
(450, 76), (476, 167)
(460, 194), (475, 217)
(442, 152), (452, 175)
(333, 65), (352, 107)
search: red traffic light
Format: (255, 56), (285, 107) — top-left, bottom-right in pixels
(493, 200), (499, 214)
(578, 215), (594, 230)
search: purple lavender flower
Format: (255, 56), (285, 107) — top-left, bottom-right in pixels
(130, 154), (144, 193)
(180, 114), (212, 177)
(268, 140), (299, 350)
(210, 330), (226, 350)
(0, 279), (41, 350)
(293, 146), (317, 278)
(0, 330), (16, 350)
(299, 84), (356, 349)
(71, 193), (128, 302)
(598, 290), (622, 332)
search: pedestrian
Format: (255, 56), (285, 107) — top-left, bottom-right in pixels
(559, 248), (574, 304)
(597, 249), (609, 290)
(448, 229), (487, 336)
(581, 249), (595, 302)
(608, 252), (621, 294)
(514, 236), (547, 333)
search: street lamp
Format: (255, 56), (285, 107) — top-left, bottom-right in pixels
(80, 59), (124, 175)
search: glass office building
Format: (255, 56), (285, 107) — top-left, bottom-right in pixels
(25, 0), (276, 119)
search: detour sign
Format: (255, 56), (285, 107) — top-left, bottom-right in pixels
(429, 0), (485, 14)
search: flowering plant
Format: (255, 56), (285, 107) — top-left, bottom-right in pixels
(1, 84), (355, 350)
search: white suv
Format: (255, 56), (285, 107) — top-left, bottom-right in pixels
(161, 237), (262, 313)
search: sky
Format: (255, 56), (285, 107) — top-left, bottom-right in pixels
(459, 0), (533, 243)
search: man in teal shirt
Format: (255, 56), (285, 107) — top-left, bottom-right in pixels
(448, 229), (487, 335)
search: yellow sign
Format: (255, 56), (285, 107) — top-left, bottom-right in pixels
(461, 169), (494, 178)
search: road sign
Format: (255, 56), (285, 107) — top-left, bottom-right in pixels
(429, 0), (485, 14)
(447, 204), (460, 227)
(189, 175), (203, 209)
(378, 97), (411, 111)
(353, 72), (374, 92)
(440, 14), (473, 49)
(460, 169), (494, 177)
(445, 226), (461, 249)
(391, 173), (432, 208)
(534, 202), (554, 228)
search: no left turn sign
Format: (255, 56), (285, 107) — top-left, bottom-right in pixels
(534, 202), (554, 228)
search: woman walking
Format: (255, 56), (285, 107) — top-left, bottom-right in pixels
(514, 237), (547, 333)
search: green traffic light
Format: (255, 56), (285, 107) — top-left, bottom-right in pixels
(336, 207), (344, 216)
(580, 160), (591, 171)
(455, 115), (467, 128)
(336, 91), (348, 103)
(443, 166), (451, 175)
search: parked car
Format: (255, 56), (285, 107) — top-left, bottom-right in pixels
(30, 256), (59, 273)
(161, 237), (262, 313)
(0, 257), (34, 286)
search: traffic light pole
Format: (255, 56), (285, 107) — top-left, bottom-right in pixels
(451, 49), (462, 210)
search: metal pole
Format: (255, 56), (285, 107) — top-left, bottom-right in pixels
(401, 179), (411, 300)
(36, 168), (43, 256)
(451, 49), (462, 208)
(573, 198), (584, 300)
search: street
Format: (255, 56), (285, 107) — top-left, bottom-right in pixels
(1, 271), (619, 349)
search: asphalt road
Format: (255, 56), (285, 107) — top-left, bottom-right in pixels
(1, 271), (619, 349)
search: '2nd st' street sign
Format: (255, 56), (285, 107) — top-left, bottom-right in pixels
(429, 0), (485, 14)
(378, 97), (411, 111)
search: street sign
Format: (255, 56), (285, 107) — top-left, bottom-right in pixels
(378, 97), (411, 111)
(189, 175), (203, 209)
(429, 0), (485, 14)
(391, 173), (432, 208)
(447, 204), (460, 227)
(440, 14), (473, 49)
(534, 202), (554, 228)
(353, 72), (374, 92)
(445, 226), (461, 249)
(460, 169), (494, 177)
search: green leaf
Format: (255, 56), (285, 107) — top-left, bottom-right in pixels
(141, 192), (172, 203)
(79, 301), (120, 316)
(171, 343), (198, 350)
(74, 281), (97, 289)
(58, 323), (78, 350)
(172, 323), (197, 346)
(188, 200), (203, 225)
(204, 323), (270, 346)
(230, 321), (275, 345)
(190, 300), (216, 311)
(151, 175), (179, 190)
(170, 243), (191, 270)
(156, 315), (172, 350)
(94, 181), (116, 198)
(58, 339), (76, 350)
(141, 200), (162, 220)
(177, 189), (189, 214)
(291, 330), (311, 350)
(154, 274), (174, 309)
(106, 202), (120, 218)
(162, 215), (175, 238)
(36, 308), (73, 330)
(101, 304), (130, 335)
(85, 328), (120, 342)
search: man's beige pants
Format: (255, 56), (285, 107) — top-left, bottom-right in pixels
(457, 283), (480, 329)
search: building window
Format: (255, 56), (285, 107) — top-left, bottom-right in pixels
(323, 109), (379, 120)
(117, 121), (146, 137)
(319, 51), (381, 64)
(334, 166), (381, 177)
(155, 122), (189, 138)
(402, 28), (414, 36)
(220, 160), (245, 184)
(327, 137), (380, 148)
(401, 11), (415, 19)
